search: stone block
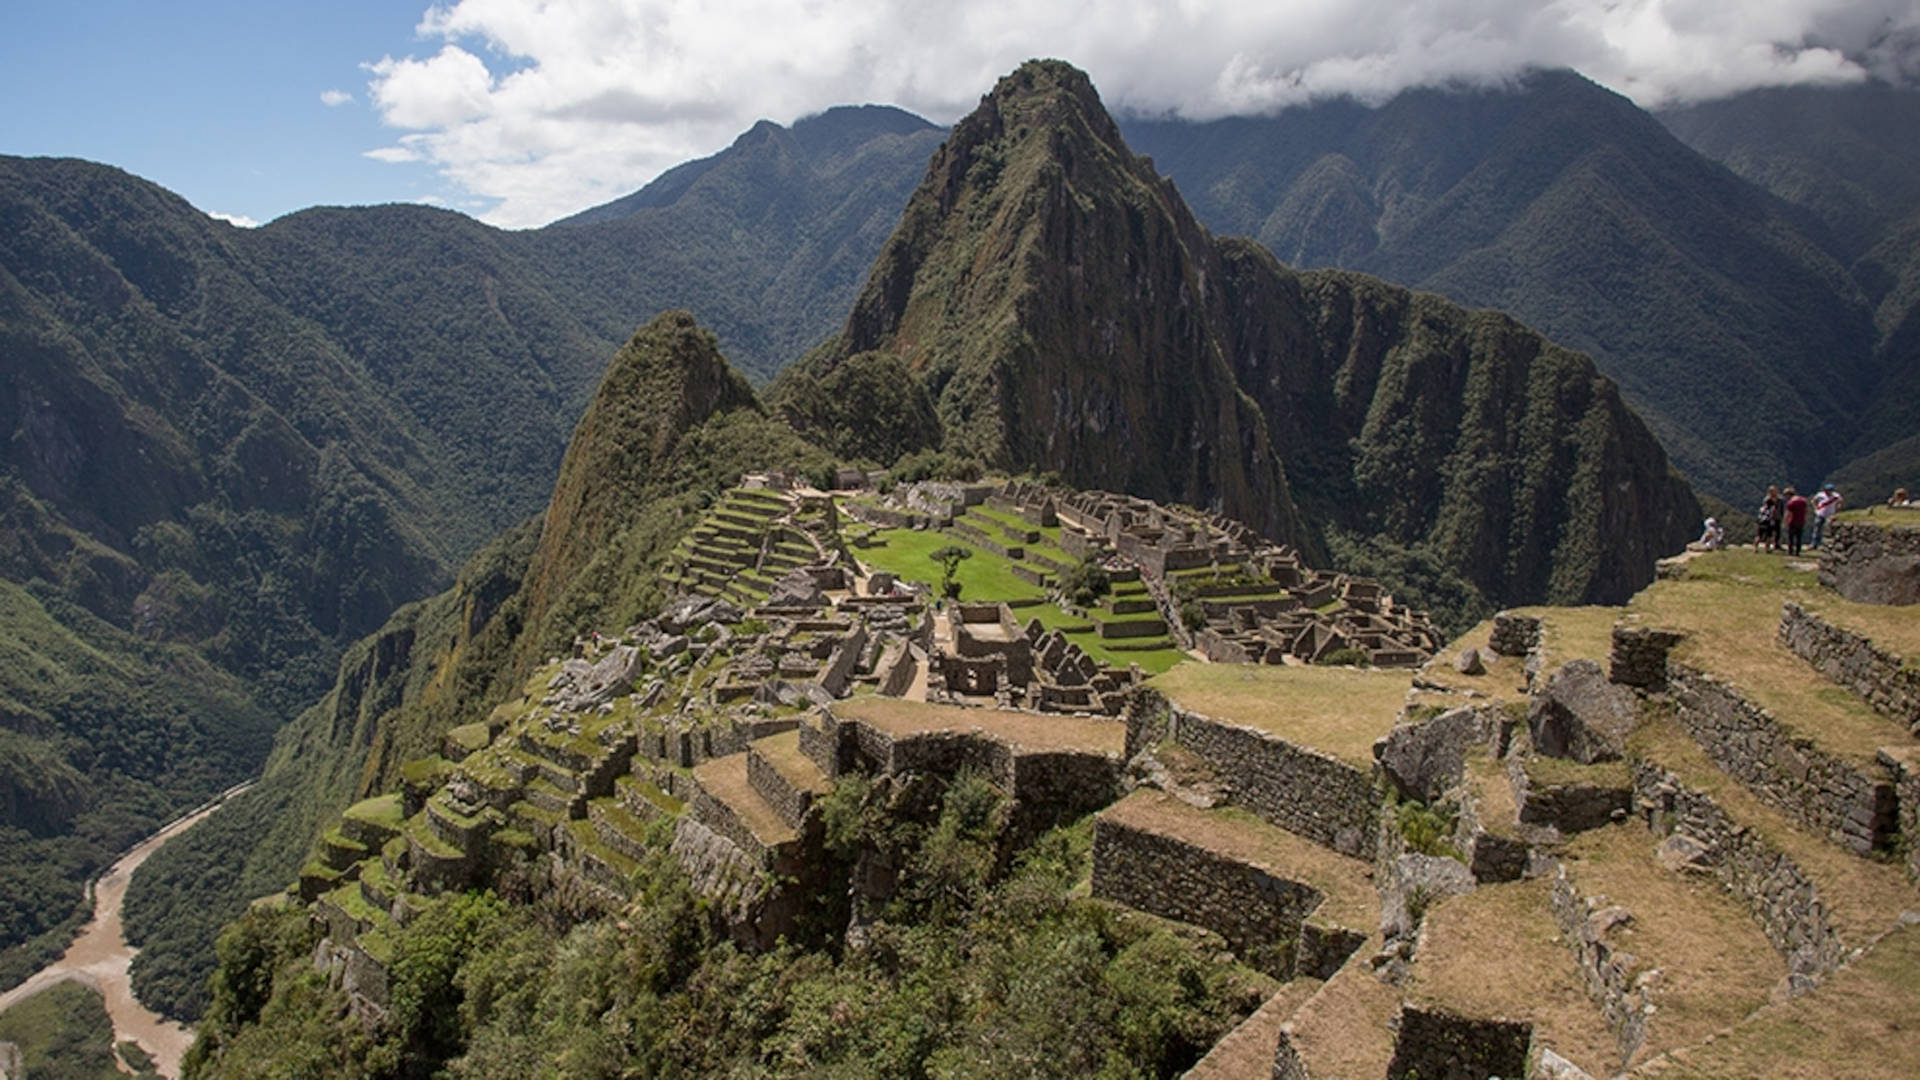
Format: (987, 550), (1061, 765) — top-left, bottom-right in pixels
(1529, 660), (1637, 763)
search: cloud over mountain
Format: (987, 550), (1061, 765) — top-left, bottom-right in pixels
(363, 0), (1920, 226)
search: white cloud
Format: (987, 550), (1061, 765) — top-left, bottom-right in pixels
(320, 88), (355, 107)
(208, 211), (261, 228)
(361, 0), (1920, 227)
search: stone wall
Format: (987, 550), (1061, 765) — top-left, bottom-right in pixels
(1631, 760), (1845, 977)
(1880, 748), (1920, 882)
(1549, 864), (1652, 1061)
(1091, 816), (1325, 978)
(1384, 1006), (1531, 1080)
(1610, 625), (1683, 689)
(1819, 520), (1920, 605)
(1780, 601), (1920, 735)
(1667, 665), (1896, 855)
(1489, 612), (1543, 657)
(1168, 708), (1378, 857)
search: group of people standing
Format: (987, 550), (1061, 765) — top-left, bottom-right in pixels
(1754, 483), (1843, 556)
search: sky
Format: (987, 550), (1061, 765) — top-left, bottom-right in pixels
(3, 0), (1915, 230)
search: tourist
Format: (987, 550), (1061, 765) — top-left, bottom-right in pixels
(1694, 517), (1725, 550)
(1811, 484), (1843, 548)
(1783, 487), (1809, 557)
(1755, 485), (1782, 552)
(1893, 488), (1912, 507)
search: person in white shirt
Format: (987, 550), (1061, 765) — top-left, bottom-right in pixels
(1811, 484), (1843, 549)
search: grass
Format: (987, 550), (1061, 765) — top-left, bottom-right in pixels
(1147, 664), (1411, 768)
(1639, 923), (1920, 1079)
(1626, 717), (1913, 943)
(342, 793), (405, 832)
(1282, 933), (1400, 1077)
(1101, 790), (1376, 929)
(1560, 823), (1784, 1064)
(1406, 877), (1622, 1078)
(1793, 589), (1920, 669)
(854, 527), (1045, 601)
(1624, 552), (1909, 763)
(690, 754), (796, 847)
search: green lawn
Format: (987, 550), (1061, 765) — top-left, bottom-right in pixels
(857, 528), (1188, 674)
(855, 528), (1046, 601)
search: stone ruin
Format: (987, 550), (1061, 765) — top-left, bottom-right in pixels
(990, 481), (1440, 668)
(927, 601), (1140, 715)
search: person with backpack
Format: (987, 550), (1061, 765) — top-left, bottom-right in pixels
(1755, 485), (1782, 552)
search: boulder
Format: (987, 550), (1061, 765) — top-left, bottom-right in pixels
(1529, 660), (1638, 763)
(1452, 646), (1486, 675)
(1374, 706), (1489, 803)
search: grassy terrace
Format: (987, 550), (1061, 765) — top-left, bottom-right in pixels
(833, 694), (1126, 755)
(1408, 878), (1621, 1078)
(1794, 587), (1920, 668)
(1632, 552), (1910, 764)
(1638, 924), (1920, 1079)
(1147, 664), (1410, 768)
(1560, 824), (1784, 1063)
(1102, 789), (1376, 929)
(968, 502), (1063, 546)
(1626, 717), (1914, 942)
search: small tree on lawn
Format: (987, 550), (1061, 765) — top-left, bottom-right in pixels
(930, 544), (972, 600)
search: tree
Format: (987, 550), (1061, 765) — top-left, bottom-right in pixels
(929, 545), (972, 599)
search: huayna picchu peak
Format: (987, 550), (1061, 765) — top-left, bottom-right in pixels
(776, 58), (1698, 620)
(5, 48), (1916, 1080)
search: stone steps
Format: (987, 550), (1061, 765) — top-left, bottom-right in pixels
(746, 729), (831, 831)
(586, 797), (653, 864)
(688, 752), (799, 867)
(615, 773), (684, 823)
(1092, 789), (1373, 980)
(562, 818), (640, 899)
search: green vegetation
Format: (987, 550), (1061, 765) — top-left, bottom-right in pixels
(0, 980), (145, 1079)
(190, 776), (1266, 1080)
(1059, 555), (1112, 608)
(857, 528), (1043, 602)
(928, 544), (972, 599)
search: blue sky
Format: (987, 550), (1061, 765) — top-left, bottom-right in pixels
(3, 0), (1909, 229)
(0, 1), (448, 225)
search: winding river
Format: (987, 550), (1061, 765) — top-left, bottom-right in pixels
(0, 782), (251, 1079)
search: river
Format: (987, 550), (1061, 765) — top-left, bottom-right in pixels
(0, 781), (252, 1079)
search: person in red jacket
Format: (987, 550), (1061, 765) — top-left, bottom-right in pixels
(1783, 487), (1810, 556)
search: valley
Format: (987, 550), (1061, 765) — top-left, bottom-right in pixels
(0, 45), (1915, 1080)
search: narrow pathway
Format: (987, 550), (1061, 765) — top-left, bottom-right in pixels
(0, 782), (251, 1079)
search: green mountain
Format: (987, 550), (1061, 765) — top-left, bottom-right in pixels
(1120, 70), (1879, 504)
(778, 61), (1698, 617)
(124, 312), (831, 1019)
(1658, 82), (1920, 499)
(0, 106), (939, 990)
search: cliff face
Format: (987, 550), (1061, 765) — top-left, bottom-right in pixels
(797, 61), (1308, 545)
(790, 60), (1699, 613)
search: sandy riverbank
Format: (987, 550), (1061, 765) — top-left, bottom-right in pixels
(0, 782), (252, 1078)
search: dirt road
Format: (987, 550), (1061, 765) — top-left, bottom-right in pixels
(0, 782), (250, 1078)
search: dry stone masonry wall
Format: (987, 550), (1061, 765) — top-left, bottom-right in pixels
(1666, 665), (1896, 855)
(1781, 601), (1920, 735)
(1819, 520), (1920, 605)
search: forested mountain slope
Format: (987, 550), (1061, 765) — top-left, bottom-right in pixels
(0, 106), (938, 991)
(1121, 70), (1881, 503)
